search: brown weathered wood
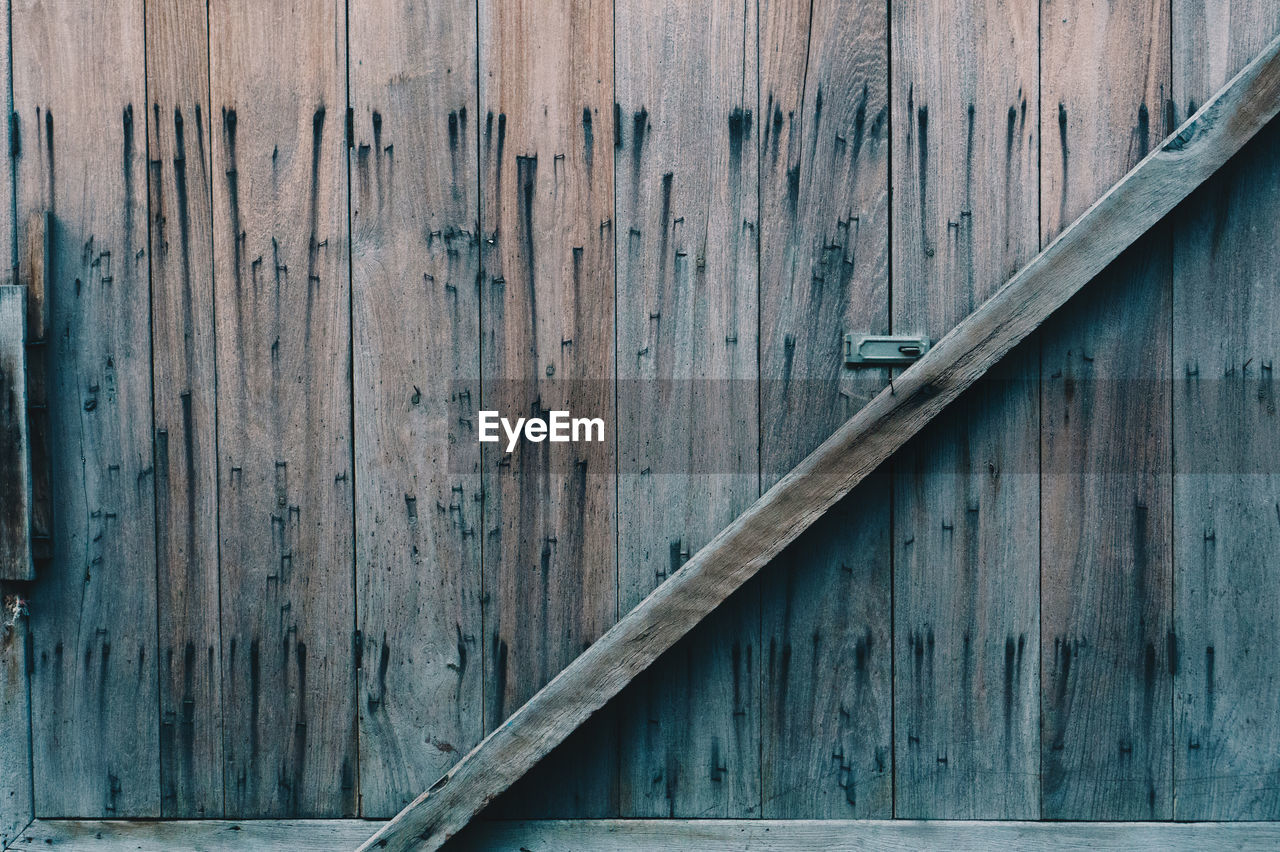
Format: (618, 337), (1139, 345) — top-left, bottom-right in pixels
(16, 819), (1280, 852)
(614, 0), (760, 818)
(890, 0), (1039, 818)
(19, 213), (51, 565)
(1, 594), (32, 848)
(478, 0), (617, 818)
(0, 285), (32, 580)
(14, 0), (159, 816)
(758, 0), (892, 817)
(1171, 0), (1280, 819)
(209, 0), (356, 817)
(1039, 0), (1174, 819)
(350, 0), (483, 819)
(144, 0), (222, 817)
(361, 30), (1280, 851)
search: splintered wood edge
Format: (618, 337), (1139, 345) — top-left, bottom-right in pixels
(359, 29), (1280, 852)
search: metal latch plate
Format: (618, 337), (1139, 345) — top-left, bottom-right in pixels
(843, 334), (931, 367)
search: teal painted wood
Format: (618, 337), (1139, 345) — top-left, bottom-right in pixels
(1172, 0), (1280, 819)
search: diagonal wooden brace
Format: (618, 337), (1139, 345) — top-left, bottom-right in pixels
(360, 30), (1280, 852)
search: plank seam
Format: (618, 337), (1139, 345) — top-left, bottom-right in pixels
(610, 0), (621, 813)
(884, 0), (895, 821)
(1035, 0), (1043, 821)
(474, 0), (486, 806)
(142, 0), (163, 817)
(4, 0), (13, 269)
(203, 0), (227, 820)
(1167, 0), (1177, 817)
(747, 4), (761, 818)
(343, 0), (361, 819)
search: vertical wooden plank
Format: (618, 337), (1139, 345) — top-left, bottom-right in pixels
(1040, 0), (1173, 819)
(145, 0), (222, 817)
(1171, 0), (1280, 820)
(13, 0), (159, 816)
(479, 0), (617, 817)
(350, 0), (483, 819)
(209, 0), (356, 818)
(758, 0), (892, 818)
(614, 0), (760, 818)
(890, 0), (1040, 818)
(1, 595), (32, 847)
(0, 285), (31, 579)
(0, 147), (31, 826)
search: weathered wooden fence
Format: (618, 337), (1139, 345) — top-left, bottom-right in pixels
(0, 0), (1278, 834)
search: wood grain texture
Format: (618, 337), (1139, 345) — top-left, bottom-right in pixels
(13, 819), (1280, 852)
(478, 0), (617, 818)
(13, 0), (159, 817)
(890, 0), (1039, 818)
(19, 213), (52, 565)
(614, 0), (759, 818)
(758, 0), (892, 818)
(0, 286), (32, 579)
(144, 0), (222, 818)
(361, 32), (1280, 846)
(209, 0), (356, 817)
(1, 598), (32, 849)
(1171, 0), (1280, 819)
(761, 490), (891, 818)
(1, 0), (10, 280)
(17, 819), (377, 851)
(349, 0), (483, 820)
(1040, 0), (1174, 819)
(455, 819), (1280, 851)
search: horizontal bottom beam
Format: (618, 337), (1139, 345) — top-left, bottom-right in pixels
(14, 819), (1280, 851)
